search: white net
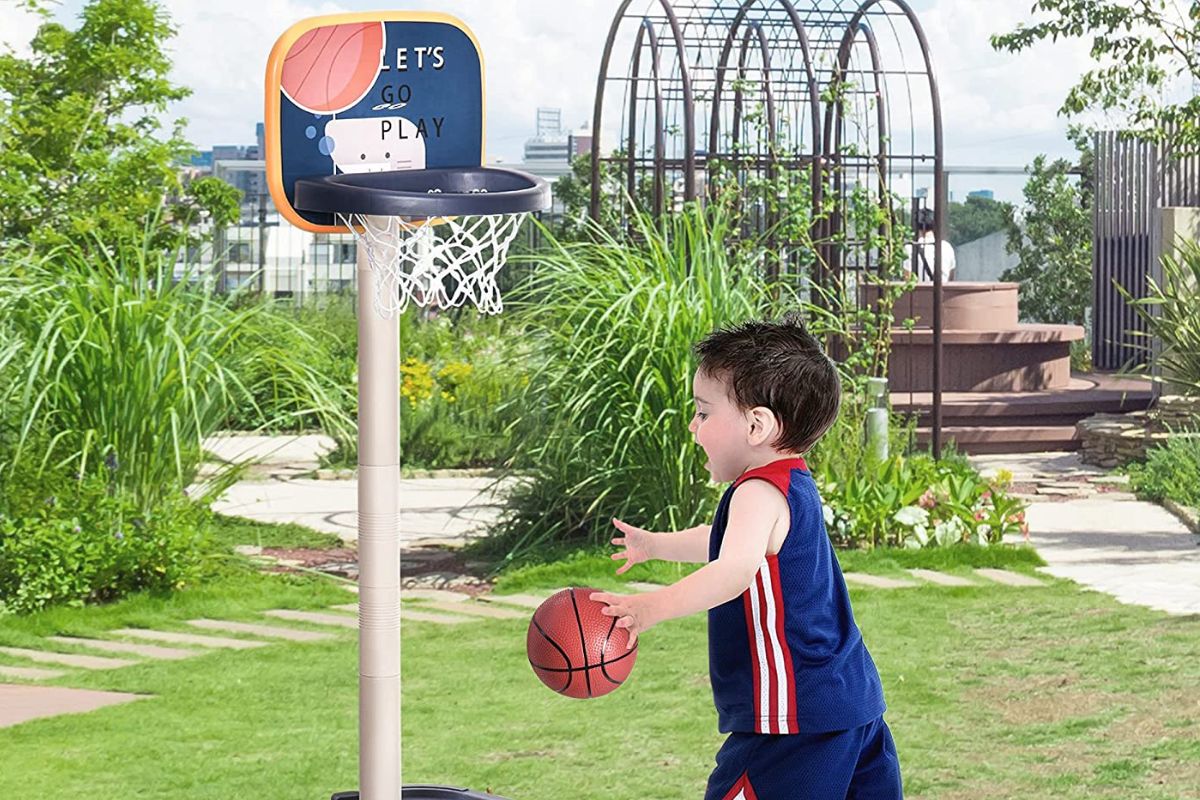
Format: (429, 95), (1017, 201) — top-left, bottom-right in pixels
(341, 211), (528, 317)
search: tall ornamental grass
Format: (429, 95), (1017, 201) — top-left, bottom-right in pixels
(483, 202), (795, 567)
(1119, 236), (1200, 393)
(0, 233), (352, 512)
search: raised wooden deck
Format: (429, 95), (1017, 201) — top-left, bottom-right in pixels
(892, 373), (1154, 454)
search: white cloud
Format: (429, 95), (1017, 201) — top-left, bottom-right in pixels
(0, 3), (47, 57)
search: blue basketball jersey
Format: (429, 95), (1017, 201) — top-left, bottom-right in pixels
(707, 457), (886, 734)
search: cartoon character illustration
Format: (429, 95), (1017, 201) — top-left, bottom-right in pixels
(324, 117), (427, 174)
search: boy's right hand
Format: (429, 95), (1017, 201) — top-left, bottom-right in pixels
(610, 518), (655, 575)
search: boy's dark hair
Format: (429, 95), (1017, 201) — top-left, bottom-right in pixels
(694, 312), (841, 454)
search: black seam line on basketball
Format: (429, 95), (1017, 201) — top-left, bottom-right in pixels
(568, 588), (593, 698)
(600, 614), (624, 684)
(530, 617), (573, 694)
(529, 645), (638, 673)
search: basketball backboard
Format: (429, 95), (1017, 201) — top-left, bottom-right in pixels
(265, 12), (485, 233)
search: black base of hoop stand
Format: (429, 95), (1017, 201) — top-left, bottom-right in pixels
(333, 786), (512, 799)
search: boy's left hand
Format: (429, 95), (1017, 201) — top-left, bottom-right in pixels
(589, 591), (657, 650)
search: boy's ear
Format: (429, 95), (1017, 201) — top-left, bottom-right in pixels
(744, 406), (780, 447)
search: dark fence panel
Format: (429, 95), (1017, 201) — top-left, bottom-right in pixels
(1093, 130), (1200, 370)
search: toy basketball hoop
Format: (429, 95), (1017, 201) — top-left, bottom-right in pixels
(265, 12), (548, 800)
(295, 166), (549, 317)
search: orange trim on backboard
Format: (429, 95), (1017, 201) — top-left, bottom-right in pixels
(264, 11), (487, 234)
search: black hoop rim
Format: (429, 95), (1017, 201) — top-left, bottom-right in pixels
(293, 166), (550, 218)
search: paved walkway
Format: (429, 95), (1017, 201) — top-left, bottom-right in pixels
(970, 452), (1200, 616)
(205, 433), (512, 546)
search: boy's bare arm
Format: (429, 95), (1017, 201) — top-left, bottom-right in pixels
(650, 524), (711, 563)
(595, 481), (786, 645)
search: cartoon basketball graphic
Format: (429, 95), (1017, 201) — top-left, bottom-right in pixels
(281, 22), (384, 115)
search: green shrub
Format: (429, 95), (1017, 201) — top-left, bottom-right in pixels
(813, 405), (1028, 549)
(1127, 433), (1200, 508)
(0, 469), (205, 615)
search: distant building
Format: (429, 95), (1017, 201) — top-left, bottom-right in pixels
(191, 125), (268, 208)
(967, 189), (995, 200)
(516, 107), (590, 181)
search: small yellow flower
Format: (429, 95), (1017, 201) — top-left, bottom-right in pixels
(400, 358), (435, 407)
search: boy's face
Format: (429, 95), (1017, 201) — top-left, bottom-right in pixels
(689, 369), (751, 483)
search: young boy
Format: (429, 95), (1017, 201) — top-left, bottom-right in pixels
(591, 314), (902, 799)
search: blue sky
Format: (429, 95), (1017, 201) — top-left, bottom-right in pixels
(2, 0), (1139, 202)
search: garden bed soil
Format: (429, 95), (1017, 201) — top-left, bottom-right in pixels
(258, 544), (494, 597)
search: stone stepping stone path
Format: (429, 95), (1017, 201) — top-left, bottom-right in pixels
(844, 573), (918, 589)
(0, 645), (137, 670)
(906, 569), (976, 587)
(264, 609), (357, 629)
(110, 629), (269, 650)
(45, 636), (196, 661)
(186, 619), (334, 642)
(402, 608), (477, 625)
(411, 600), (525, 620)
(0, 684), (146, 729)
(0, 665), (66, 681)
(974, 568), (1045, 587)
(479, 593), (549, 610)
(0, 605), (357, 729)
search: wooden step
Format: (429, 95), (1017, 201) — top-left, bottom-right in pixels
(915, 425), (1080, 454)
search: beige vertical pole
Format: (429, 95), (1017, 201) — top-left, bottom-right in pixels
(356, 220), (401, 799)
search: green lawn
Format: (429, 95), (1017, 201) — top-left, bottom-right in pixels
(1, 541), (1197, 799)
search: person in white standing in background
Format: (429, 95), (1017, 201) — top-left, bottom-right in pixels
(904, 206), (956, 282)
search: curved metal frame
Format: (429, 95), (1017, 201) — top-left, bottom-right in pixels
(589, 0), (946, 456)
(591, 0), (696, 220)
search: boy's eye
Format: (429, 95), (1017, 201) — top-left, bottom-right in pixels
(696, 412), (708, 421)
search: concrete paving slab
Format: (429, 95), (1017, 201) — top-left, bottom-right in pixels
(0, 684), (147, 729)
(401, 608), (477, 625)
(970, 452), (1107, 482)
(210, 476), (517, 545)
(186, 619), (334, 642)
(973, 569), (1045, 587)
(413, 601), (527, 620)
(907, 569), (977, 587)
(203, 433), (336, 468)
(0, 646), (136, 670)
(0, 666), (66, 681)
(330, 604), (358, 613)
(46, 636), (196, 661)
(264, 610), (357, 629)
(479, 593), (552, 610)
(110, 629), (268, 650)
(1027, 497), (1200, 615)
(843, 573), (917, 589)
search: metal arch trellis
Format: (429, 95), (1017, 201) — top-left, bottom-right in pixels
(589, 0), (947, 455)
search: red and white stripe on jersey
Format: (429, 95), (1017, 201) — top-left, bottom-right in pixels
(740, 554), (798, 734)
(720, 771), (760, 800)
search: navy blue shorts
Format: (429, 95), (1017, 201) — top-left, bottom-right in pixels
(704, 716), (902, 800)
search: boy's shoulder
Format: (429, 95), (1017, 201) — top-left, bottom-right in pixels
(732, 457), (811, 495)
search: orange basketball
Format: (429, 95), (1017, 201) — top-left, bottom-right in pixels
(281, 22), (384, 114)
(526, 587), (637, 699)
